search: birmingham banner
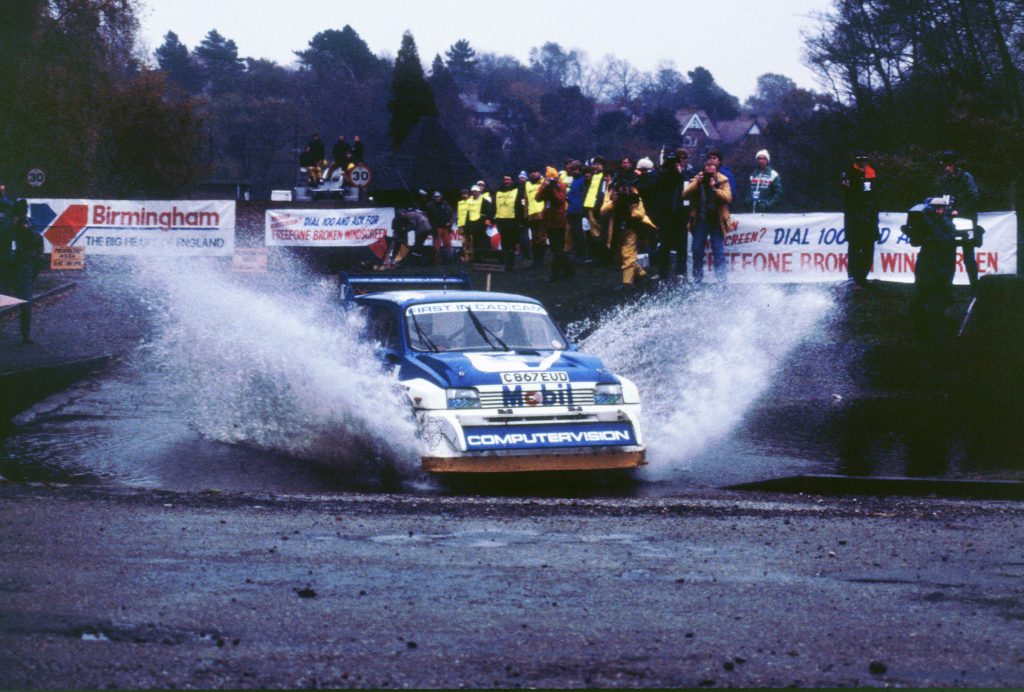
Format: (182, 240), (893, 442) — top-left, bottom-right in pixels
(715, 211), (1017, 284)
(28, 199), (235, 256)
(265, 208), (394, 255)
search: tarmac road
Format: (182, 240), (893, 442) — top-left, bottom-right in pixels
(2, 482), (1023, 688)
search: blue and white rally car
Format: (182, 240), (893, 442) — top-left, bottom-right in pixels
(342, 273), (645, 473)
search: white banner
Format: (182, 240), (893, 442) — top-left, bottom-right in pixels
(28, 199), (235, 256)
(715, 211), (1017, 284)
(265, 207), (394, 247)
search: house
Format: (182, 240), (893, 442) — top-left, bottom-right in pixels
(674, 109), (767, 161)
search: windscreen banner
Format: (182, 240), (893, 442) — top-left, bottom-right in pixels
(28, 199), (235, 255)
(265, 208), (394, 251)
(702, 211), (1016, 284)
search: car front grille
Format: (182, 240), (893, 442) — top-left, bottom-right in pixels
(478, 387), (596, 409)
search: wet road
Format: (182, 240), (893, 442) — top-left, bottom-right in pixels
(2, 483), (1023, 688)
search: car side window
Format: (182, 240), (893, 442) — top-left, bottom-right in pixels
(363, 305), (400, 351)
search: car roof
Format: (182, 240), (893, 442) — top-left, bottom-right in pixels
(354, 290), (545, 310)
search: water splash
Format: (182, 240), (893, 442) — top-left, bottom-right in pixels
(575, 284), (832, 480)
(134, 257), (420, 474)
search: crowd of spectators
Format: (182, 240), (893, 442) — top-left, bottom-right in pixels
(299, 132), (366, 186)
(384, 147), (781, 288)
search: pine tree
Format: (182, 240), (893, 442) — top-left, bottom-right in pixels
(388, 31), (437, 149)
(155, 31), (200, 93)
(444, 39), (477, 85)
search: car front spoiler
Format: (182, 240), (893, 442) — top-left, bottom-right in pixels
(421, 450), (646, 473)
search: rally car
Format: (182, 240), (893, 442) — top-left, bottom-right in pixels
(341, 273), (646, 473)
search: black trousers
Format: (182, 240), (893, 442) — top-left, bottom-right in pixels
(846, 223), (876, 282)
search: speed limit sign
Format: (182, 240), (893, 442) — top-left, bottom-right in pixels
(347, 164), (372, 188)
(27, 168), (45, 188)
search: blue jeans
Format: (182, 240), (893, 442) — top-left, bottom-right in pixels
(691, 219), (726, 282)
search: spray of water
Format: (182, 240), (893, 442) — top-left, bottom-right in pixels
(574, 284), (832, 480)
(133, 257), (420, 474)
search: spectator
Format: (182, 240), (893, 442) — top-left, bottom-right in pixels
(515, 171), (530, 263)
(705, 148), (736, 197)
(464, 184), (492, 260)
(425, 191), (454, 265)
(601, 178), (657, 290)
(524, 170), (546, 267)
(307, 133), (325, 174)
(842, 151), (879, 288)
(352, 135), (365, 164)
(747, 149), (782, 213)
(298, 146), (321, 186)
(387, 207), (433, 268)
(494, 174), (523, 271)
(456, 188), (471, 262)
(935, 151), (981, 290)
(328, 135), (350, 177)
(683, 157), (733, 284)
(653, 151), (691, 283)
(0, 184), (11, 214)
(0, 199), (44, 344)
(538, 166), (574, 281)
(582, 157), (608, 263)
(612, 156), (637, 189)
(565, 160), (587, 264)
(913, 197), (958, 341)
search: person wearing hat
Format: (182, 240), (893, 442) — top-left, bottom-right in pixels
(913, 196), (959, 340)
(935, 151), (981, 289)
(747, 149), (782, 213)
(524, 171), (547, 267)
(537, 167), (575, 281)
(842, 151), (879, 288)
(464, 184), (492, 262)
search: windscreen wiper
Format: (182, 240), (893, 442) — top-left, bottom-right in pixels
(409, 312), (439, 352)
(465, 308), (510, 352)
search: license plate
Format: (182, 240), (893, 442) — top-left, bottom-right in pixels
(499, 371), (569, 384)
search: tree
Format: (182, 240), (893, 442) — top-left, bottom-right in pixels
(744, 73), (800, 116)
(528, 42), (583, 88)
(296, 25), (387, 82)
(444, 39), (477, 85)
(193, 29), (244, 95)
(637, 63), (689, 113)
(636, 106), (681, 147)
(388, 31), (438, 149)
(155, 31), (200, 93)
(683, 67), (740, 120)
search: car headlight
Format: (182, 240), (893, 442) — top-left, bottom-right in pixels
(446, 388), (480, 409)
(594, 383), (624, 405)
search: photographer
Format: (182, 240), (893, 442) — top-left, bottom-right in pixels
(913, 197), (959, 341)
(682, 157), (733, 284)
(935, 151), (981, 290)
(600, 180), (657, 290)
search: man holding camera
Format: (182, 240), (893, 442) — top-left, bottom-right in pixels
(935, 151), (981, 289)
(600, 180), (657, 289)
(683, 157), (733, 284)
(913, 196), (959, 341)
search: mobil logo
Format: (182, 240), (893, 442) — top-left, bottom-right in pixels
(501, 383), (574, 407)
(30, 202), (89, 247)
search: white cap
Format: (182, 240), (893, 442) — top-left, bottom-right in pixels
(470, 185), (481, 193)
(756, 149), (770, 162)
(636, 157), (654, 170)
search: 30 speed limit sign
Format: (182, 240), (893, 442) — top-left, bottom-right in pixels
(347, 164), (372, 187)
(27, 168), (45, 188)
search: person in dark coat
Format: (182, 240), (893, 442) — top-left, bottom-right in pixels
(425, 191), (454, 265)
(842, 151), (880, 287)
(0, 199), (44, 344)
(935, 151), (982, 290)
(913, 197), (958, 341)
(652, 152), (692, 282)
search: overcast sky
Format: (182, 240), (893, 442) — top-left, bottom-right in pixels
(137, 0), (836, 100)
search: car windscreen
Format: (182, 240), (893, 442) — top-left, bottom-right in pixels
(405, 301), (567, 353)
